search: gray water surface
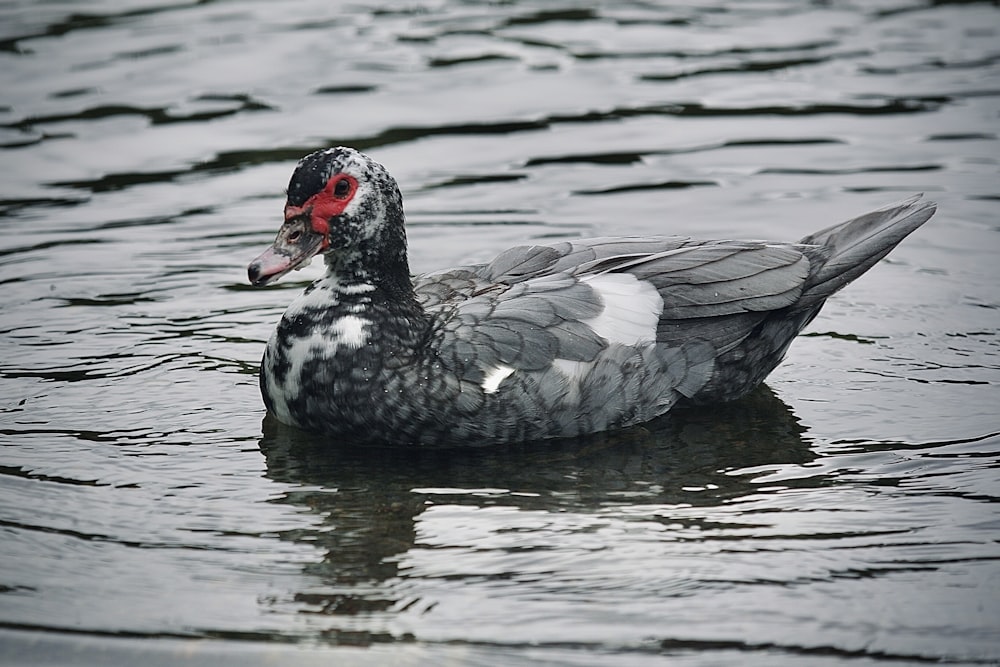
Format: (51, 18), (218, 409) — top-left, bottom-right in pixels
(1, 1), (999, 665)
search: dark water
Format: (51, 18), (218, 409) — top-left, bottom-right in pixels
(2, 1), (999, 665)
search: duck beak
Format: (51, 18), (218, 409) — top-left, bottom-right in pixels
(248, 218), (326, 287)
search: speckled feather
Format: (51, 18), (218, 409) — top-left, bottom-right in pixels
(250, 147), (936, 447)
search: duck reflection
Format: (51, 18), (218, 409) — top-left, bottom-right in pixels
(257, 386), (813, 642)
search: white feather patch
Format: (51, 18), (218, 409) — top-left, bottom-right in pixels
(552, 358), (592, 384)
(273, 328), (329, 423)
(481, 364), (515, 394)
(580, 273), (662, 346)
(331, 315), (370, 349)
(267, 315), (370, 424)
(339, 282), (375, 295)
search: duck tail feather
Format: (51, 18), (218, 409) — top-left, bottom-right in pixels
(799, 194), (936, 305)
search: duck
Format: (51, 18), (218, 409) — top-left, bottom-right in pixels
(248, 146), (936, 447)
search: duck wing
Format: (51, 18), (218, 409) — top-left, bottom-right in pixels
(412, 237), (803, 401)
(415, 249), (610, 383)
(418, 234), (814, 348)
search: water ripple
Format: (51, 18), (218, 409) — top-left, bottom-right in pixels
(1, 0), (998, 664)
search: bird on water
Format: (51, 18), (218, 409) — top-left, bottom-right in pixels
(248, 147), (935, 447)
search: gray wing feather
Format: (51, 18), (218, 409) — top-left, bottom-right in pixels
(428, 269), (609, 381)
(477, 322), (558, 369)
(549, 319), (607, 360)
(595, 243), (811, 319)
(550, 236), (694, 274)
(414, 269), (483, 310)
(660, 341), (717, 399)
(657, 312), (768, 354)
(477, 244), (567, 283)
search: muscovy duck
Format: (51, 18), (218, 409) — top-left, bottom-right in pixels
(248, 147), (935, 447)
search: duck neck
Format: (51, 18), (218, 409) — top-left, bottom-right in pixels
(322, 218), (418, 307)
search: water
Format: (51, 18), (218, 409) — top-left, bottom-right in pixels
(1, 1), (999, 665)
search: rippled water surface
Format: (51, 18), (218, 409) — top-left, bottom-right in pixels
(2, 1), (999, 665)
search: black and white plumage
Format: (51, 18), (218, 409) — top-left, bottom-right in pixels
(247, 146), (936, 447)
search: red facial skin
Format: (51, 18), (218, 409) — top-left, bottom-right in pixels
(282, 173), (359, 251)
(248, 174), (358, 286)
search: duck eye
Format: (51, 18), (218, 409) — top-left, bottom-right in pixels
(333, 178), (352, 199)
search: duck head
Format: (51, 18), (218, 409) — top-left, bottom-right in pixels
(248, 147), (405, 287)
